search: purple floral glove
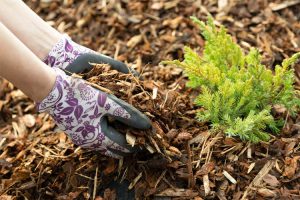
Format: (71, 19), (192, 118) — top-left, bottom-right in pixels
(37, 68), (151, 158)
(44, 35), (92, 69)
(44, 35), (137, 75)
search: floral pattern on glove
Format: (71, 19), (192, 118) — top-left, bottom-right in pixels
(37, 68), (131, 158)
(44, 35), (94, 69)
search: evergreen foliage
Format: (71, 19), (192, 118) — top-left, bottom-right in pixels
(163, 16), (300, 142)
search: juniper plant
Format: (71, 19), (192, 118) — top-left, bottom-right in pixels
(163, 16), (300, 143)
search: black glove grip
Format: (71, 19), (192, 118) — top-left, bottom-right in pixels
(65, 53), (139, 76)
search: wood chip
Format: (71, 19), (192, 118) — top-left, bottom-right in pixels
(241, 160), (275, 200)
(203, 174), (210, 196)
(270, 0), (300, 11)
(126, 132), (136, 147)
(223, 170), (237, 184)
(128, 172), (142, 190)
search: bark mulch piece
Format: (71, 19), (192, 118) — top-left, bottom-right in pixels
(1, 0), (300, 199)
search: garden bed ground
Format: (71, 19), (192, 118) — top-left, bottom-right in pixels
(1, 0), (300, 199)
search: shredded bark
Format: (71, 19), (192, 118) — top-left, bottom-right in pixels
(1, 0), (300, 199)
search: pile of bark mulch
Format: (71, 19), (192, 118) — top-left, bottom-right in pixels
(2, 0), (300, 199)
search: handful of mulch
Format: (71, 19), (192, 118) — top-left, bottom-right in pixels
(80, 63), (206, 162)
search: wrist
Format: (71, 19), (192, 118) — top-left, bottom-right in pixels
(32, 66), (57, 102)
(35, 27), (62, 60)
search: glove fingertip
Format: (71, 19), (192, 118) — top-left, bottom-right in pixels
(132, 113), (152, 130)
(107, 94), (152, 129)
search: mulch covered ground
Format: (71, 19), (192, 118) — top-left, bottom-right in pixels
(2, 0), (300, 199)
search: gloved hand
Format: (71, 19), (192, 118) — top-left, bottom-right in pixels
(38, 68), (151, 158)
(40, 36), (151, 158)
(44, 35), (138, 76)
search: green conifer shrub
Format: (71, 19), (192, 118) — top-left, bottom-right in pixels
(163, 16), (300, 142)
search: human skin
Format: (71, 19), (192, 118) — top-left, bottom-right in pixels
(0, 22), (56, 102)
(0, 0), (62, 60)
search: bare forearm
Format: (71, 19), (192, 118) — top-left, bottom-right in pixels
(0, 0), (61, 60)
(0, 22), (56, 102)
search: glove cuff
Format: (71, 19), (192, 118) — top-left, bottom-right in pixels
(36, 67), (68, 112)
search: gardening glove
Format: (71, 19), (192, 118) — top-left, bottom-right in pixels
(37, 68), (151, 159)
(44, 35), (138, 76)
